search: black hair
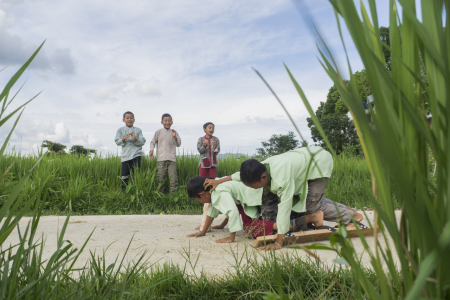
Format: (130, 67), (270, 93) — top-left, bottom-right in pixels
(187, 176), (213, 198)
(240, 159), (267, 184)
(161, 113), (172, 121)
(203, 122), (215, 129)
(123, 111), (134, 119)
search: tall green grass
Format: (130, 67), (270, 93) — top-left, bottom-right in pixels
(0, 150), (387, 215)
(263, 0), (450, 298)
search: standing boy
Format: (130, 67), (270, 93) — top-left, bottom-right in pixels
(205, 146), (363, 250)
(198, 122), (220, 178)
(114, 111), (146, 190)
(149, 113), (181, 193)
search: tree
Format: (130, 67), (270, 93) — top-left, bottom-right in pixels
(69, 145), (96, 156)
(256, 131), (300, 158)
(42, 140), (67, 154)
(380, 26), (391, 70)
(307, 70), (370, 155)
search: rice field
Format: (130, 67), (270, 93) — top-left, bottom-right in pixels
(0, 150), (394, 216)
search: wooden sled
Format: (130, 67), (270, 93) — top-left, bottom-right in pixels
(253, 226), (375, 247)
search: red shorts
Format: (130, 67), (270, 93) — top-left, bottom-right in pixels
(199, 167), (217, 178)
(237, 204), (275, 238)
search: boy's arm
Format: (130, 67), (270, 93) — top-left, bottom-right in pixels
(197, 138), (208, 154)
(134, 129), (146, 146)
(259, 180), (295, 251)
(149, 131), (158, 152)
(211, 217), (228, 229)
(175, 131), (181, 147)
(211, 192), (242, 233)
(213, 138), (220, 155)
(203, 172), (239, 192)
(187, 215), (214, 238)
(115, 129), (124, 146)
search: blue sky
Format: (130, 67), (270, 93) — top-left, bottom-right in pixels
(0, 0), (393, 155)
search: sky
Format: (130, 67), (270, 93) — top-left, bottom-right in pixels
(0, 0), (393, 156)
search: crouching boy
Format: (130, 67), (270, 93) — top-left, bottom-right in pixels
(186, 176), (324, 248)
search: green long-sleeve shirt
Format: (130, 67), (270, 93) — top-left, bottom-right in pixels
(115, 126), (146, 162)
(231, 146), (333, 234)
(207, 181), (263, 233)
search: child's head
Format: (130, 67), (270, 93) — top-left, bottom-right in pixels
(240, 159), (269, 189)
(187, 176), (212, 203)
(123, 111), (135, 128)
(203, 122), (215, 137)
(161, 113), (173, 129)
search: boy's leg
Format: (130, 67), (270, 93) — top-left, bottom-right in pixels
(129, 156), (142, 181)
(168, 161), (178, 192)
(199, 167), (208, 178)
(237, 205), (275, 238)
(208, 167), (217, 178)
(157, 161), (168, 193)
(289, 211), (324, 232)
(260, 188), (280, 222)
(121, 160), (131, 190)
(321, 198), (362, 224)
(305, 177), (329, 214)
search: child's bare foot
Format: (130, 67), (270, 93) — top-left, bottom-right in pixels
(353, 212), (364, 222)
(346, 206), (358, 214)
(307, 210), (324, 227)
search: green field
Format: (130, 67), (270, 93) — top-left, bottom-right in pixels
(0, 151), (383, 215)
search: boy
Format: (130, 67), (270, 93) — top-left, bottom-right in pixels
(186, 176), (325, 248)
(114, 111), (146, 190)
(197, 122), (220, 231)
(149, 113), (181, 193)
(198, 122), (220, 178)
(204, 146), (363, 250)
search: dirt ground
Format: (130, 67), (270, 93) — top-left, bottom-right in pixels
(4, 211), (398, 277)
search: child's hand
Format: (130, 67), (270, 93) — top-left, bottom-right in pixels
(214, 237), (234, 243)
(203, 179), (219, 192)
(214, 147), (219, 153)
(171, 129), (177, 139)
(130, 132), (137, 140)
(122, 133), (131, 141)
(186, 232), (206, 238)
(194, 225), (201, 230)
(203, 140), (208, 147)
(258, 243), (281, 251)
(149, 150), (154, 159)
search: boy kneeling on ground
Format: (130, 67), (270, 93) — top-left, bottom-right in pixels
(186, 176), (324, 249)
(204, 146), (365, 250)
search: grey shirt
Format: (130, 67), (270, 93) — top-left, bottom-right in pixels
(150, 128), (182, 162)
(115, 126), (146, 162)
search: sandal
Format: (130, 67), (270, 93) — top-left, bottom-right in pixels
(349, 220), (368, 229)
(315, 225), (337, 232)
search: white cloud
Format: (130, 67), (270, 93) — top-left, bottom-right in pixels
(134, 79), (161, 97)
(70, 133), (102, 149)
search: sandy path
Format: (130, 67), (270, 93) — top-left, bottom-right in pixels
(4, 211), (397, 277)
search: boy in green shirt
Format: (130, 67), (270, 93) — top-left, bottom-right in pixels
(205, 146), (363, 250)
(186, 176), (324, 247)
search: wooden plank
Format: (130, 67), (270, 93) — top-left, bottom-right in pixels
(253, 226), (375, 247)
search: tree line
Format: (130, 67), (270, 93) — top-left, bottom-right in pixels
(42, 140), (96, 156)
